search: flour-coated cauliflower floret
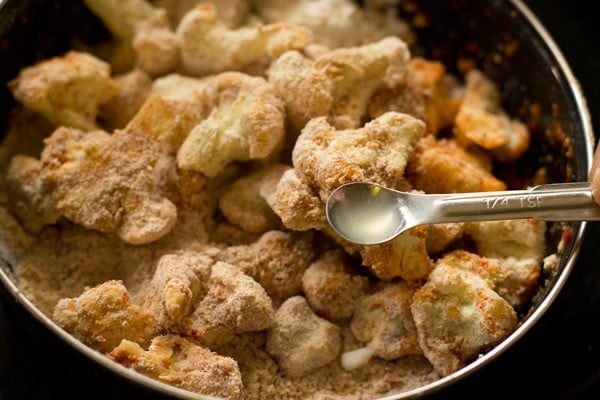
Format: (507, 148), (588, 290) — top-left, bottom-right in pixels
(155, 0), (252, 28)
(84, 0), (179, 76)
(426, 223), (464, 254)
(302, 249), (369, 320)
(177, 72), (285, 177)
(348, 281), (421, 368)
(52, 280), (156, 353)
(218, 163), (289, 233)
(454, 69), (530, 162)
(360, 225), (432, 280)
(8, 51), (118, 131)
(268, 37), (410, 130)
(293, 112), (425, 201)
(463, 219), (546, 308)
(176, 3), (312, 76)
(407, 135), (507, 194)
(110, 334), (243, 399)
(254, 0), (413, 48)
(265, 168), (327, 231)
(369, 57), (463, 135)
(99, 69), (153, 130)
(267, 51), (333, 130)
(266, 295), (341, 377)
(4, 155), (60, 234)
(40, 127), (177, 245)
(411, 264), (517, 376)
(133, 252), (213, 329)
(434, 250), (508, 290)
(217, 230), (315, 303)
(181, 261), (274, 347)
(126, 74), (211, 153)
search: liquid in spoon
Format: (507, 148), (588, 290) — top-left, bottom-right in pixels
(327, 183), (405, 245)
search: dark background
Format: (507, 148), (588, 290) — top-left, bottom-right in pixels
(1, 1), (599, 399)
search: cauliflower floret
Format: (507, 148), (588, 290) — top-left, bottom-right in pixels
(407, 135), (507, 193)
(454, 69), (530, 162)
(302, 249), (370, 320)
(360, 225), (433, 280)
(181, 261), (274, 347)
(426, 223), (464, 254)
(348, 281), (421, 368)
(268, 112), (428, 280)
(254, 0), (413, 48)
(52, 280), (156, 353)
(218, 163), (289, 233)
(268, 36), (410, 130)
(293, 112), (425, 200)
(464, 219), (546, 308)
(4, 155), (60, 233)
(434, 250), (508, 289)
(177, 72), (285, 177)
(411, 263), (518, 376)
(40, 127), (177, 245)
(369, 57), (463, 135)
(110, 334), (243, 399)
(8, 51), (118, 131)
(266, 295), (341, 377)
(155, 0), (251, 28)
(264, 168), (327, 231)
(176, 3), (312, 76)
(132, 252), (213, 329)
(84, 0), (179, 76)
(125, 73), (212, 153)
(217, 230), (315, 303)
(99, 69), (153, 130)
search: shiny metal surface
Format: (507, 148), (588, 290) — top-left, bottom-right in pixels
(327, 182), (600, 245)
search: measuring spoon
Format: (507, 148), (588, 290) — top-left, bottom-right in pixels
(325, 181), (600, 245)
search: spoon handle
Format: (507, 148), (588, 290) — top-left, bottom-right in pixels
(430, 182), (600, 223)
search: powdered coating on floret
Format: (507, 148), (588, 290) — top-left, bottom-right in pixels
(411, 264), (518, 376)
(254, 0), (414, 48)
(266, 295), (342, 377)
(369, 57), (462, 134)
(292, 112), (425, 200)
(180, 261), (274, 347)
(454, 69), (530, 162)
(8, 51), (118, 131)
(360, 225), (433, 281)
(4, 155), (60, 233)
(132, 252), (213, 329)
(219, 163), (289, 233)
(463, 219), (546, 308)
(177, 72), (286, 177)
(265, 168), (327, 231)
(217, 230), (315, 304)
(302, 249), (369, 320)
(268, 37), (411, 130)
(53, 280), (156, 353)
(40, 127), (177, 244)
(177, 3), (312, 76)
(84, 0), (179, 76)
(110, 334), (243, 399)
(407, 135), (507, 194)
(350, 282), (422, 361)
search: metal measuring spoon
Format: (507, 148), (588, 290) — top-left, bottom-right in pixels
(325, 181), (600, 245)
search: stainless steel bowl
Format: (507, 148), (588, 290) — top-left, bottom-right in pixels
(0, 0), (595, 399)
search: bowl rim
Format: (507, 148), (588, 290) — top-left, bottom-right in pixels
(0, 0), (595, 399)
